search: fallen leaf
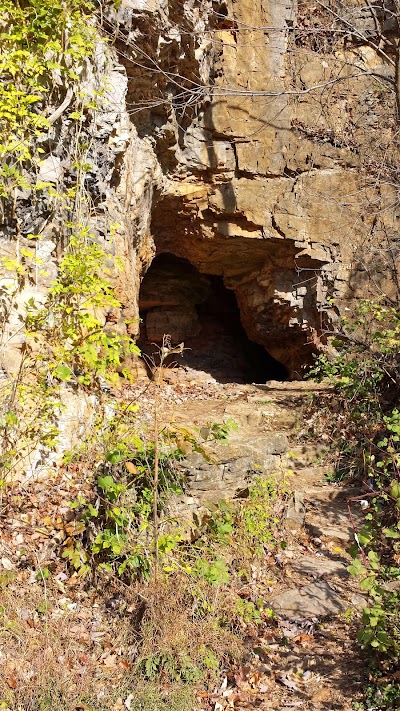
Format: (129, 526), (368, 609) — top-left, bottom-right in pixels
(312, 688), (331, 703)
(42, 516), (55, 528)
(64, 521), (86, 536)
(277, 674), (299, 691)
(70, 624), (91, 644)
(1, 557), (14, 571)
(125, 462), (137, 475)
(102, 653), (118, 668)
(292, 633), (314, 646)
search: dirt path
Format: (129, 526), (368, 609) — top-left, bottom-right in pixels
(128, 376), (366, 709)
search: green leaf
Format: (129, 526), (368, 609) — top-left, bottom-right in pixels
(358, 528), (373, 546)
(87, 503), (98, 517)
(97, 475), (114, 491)
(53, 364), (73, 381)
(106, 449), (123, 464)
(348, 558), (367, 577)
(360, 575), (376, 591)
(390, 481), (400, 500)
(383, 527), (400, 539)
(5, 411), (17, 426)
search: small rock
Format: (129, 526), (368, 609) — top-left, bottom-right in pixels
(285, 491), (305, 529)
(309, 523), (355, 545)
(253, 433), (289, 455)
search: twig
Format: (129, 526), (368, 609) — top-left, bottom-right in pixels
(46, 86), (74, 125)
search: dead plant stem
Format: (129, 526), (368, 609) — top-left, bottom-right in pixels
(153, 383), (160, 578)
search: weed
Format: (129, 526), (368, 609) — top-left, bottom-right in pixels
(324, 469), (346, 483)
(239, 474), (287, 555)
(193, 557), (230, 585)
(62, 440), (185, 581)
(137, 574), (241, 687)
(234, 598), (263, 624)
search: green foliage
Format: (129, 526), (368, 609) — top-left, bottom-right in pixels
(240, 474), (285, 554)
(193, 557), (230, 585)
(310, 299), (400, 401)
(143, 652), (202, 684)
(0, 0), (131, 479)
(348, 518), (400, 659)
(355, 670), (400, 710)
(0, 369), (63, 476)
(62, 428), (189, 581)
(0, 227), (139, 478)
(203, 475), (286, 560)
(63, 472), (148, 580)
(207, 418), (238, 442)
(25, 227), (139, 389)
(310, 298), (400, 692)
(234, 598), (263, 625)
(0, 0), (97, 177)
(205, 499), (235, 542)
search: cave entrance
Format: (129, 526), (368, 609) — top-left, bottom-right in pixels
(138, 253), (288, 384)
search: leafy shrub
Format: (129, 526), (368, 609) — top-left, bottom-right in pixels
(62, 439), (186, 581)
(309, 298), (400, 700)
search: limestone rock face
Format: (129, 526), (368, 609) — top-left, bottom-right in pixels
(1, 0), (399, 383)
(122, 0), (398, 375)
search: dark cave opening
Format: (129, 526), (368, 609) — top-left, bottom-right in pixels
(138, 253), (288, 384)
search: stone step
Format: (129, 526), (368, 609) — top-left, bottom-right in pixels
(224, 400), (298, 431)
(291, 554), (349, 579)
(271, 579), (345, 619)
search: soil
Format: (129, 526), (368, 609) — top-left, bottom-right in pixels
(0, 361), (367, 709)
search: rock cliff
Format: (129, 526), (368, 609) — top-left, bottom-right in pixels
(1, 0), (399, 380)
